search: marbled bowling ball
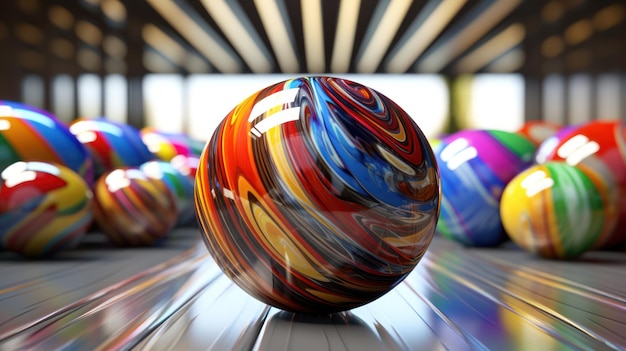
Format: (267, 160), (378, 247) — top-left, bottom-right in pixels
(141, 160), (195, 227)
(436, 129), (535, 247)
(516, 120), (562, 146)
(93, 167), (178, 246)
(535, 120), (626, 248)
(0, 161), (93, 257)
(140, 127), (204, 161)
(194, 76), (440, 314)
(501, 162), (616, 259)
(0, 101), (94, 186)
(69, 118), (155, 178)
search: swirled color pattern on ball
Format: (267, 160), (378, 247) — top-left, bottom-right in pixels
(534, 120), (626, 248)
(501, 162), (616, 258)
(436, 129), (535, 247)
(0, 101), (94, 185)
(69, 118), (155, 178)
(93, 167), (178, 246)
(0, 161), (93, 257)
(195, 76), (440, 313)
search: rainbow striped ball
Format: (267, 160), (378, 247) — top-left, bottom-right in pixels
(141, 160), (195, 227)
(0, 161), (93, 257)
(69, 118), (155, 178)
(436, 129), (535, 247)
(93, 167), (178, 246)
(195, 76), (440, 314)
(501, 162), (617, 259)
(0, 101), (94, 186)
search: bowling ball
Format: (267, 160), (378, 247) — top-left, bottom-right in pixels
(93, 167), (178, 246)
(69, 118), (155, 178)
(0, 101), (94, 186)
(0, 161), (93, 257)
(436, 129), (535, 247)
(194, 76), (440, 313)
(501, 162), (617, 259)
(535, 120), (626, 248)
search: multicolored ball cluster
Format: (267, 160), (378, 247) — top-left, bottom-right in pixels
(437, 119), (626, 259)
(0, 161), (93, 257)
(195, 76), (441, 313)
(0, 101), (202, 256)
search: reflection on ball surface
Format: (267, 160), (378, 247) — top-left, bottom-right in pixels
(0, 161), (93, 257)
(194, 76), (440, 313)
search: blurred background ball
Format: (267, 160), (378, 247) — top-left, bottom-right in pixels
(195, 76), (440, 314)
(93, 167), (178, 247)
(141, 160), (196, 227)
(69, 118), (155, 178)
(534, 120), (626, 248)
(0, 161), (93, 257)
(501, 162), (616, 259)
(436, 129), (536, 247)
(0, 101), (94, 186)
(140, 127), (204, 161)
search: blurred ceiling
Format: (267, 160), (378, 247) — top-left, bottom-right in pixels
(0, 0), (624, 77)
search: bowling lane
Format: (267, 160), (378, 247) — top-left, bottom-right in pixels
(1, 233), (625, 350)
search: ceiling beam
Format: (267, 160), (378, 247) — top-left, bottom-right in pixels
(145, 0), (242, 73)
(199, 0), (273, 73)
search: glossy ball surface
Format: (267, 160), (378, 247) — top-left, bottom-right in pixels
(0, 101), (94, 185)
(141, 160), (195, 227)
(436, 129), (535, 247)
(195, 76), (440, 314)
(0, 161), (93, 257)
(69, 118), (155, 178)
(501, 162), (616, 258)
(93, 167), (178, 246)
(140, 127), (204, 161)
(535, 120), (626, 247)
